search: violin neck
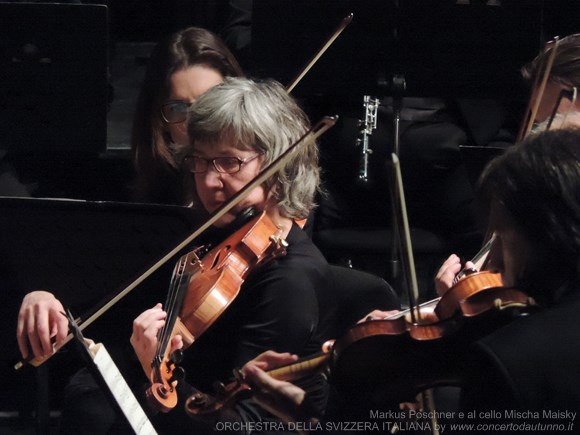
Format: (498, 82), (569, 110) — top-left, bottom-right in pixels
(267, 353), (330, 382)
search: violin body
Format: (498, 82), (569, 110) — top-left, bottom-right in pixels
(407, 271), (504, 340)
(179, 211), (287, 342)
(327, 277), (536, 403)
(148, 211), (288, 413)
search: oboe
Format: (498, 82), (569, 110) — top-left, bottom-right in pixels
(356, 95), (380, 184)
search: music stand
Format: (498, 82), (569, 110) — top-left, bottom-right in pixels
(0, 3), (108, 155)
(0, 197), (200, 431)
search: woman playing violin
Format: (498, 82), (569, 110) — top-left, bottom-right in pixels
(129, 76), (332, 434)
(242, 128), (580, 434)
(452, 128), (580, 431)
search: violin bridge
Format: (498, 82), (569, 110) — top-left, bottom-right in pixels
(269, 234), (288, 257)
(182, 250), (203, 273)
(254, 235), (288, 268)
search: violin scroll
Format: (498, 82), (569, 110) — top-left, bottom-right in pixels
(185, 377), (252, 417)
(146, 349), (186, 413)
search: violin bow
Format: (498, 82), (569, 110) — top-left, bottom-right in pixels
(389, 154), (422, 323)
(15, 116), (338, 370)
(454, 233), (497, 282)
(286, 13), (353, 93)
(186, 348), (332, 417)
(390, 154), (442, 434)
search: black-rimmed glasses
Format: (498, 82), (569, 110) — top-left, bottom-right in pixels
(160, 100), (194, 124)
(183, 154), (262, 174)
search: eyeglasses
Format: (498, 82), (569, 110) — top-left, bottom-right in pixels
(160, 100), (194, 124)
(183, 153), (262, 174)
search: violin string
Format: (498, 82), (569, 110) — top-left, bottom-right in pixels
(166, 256), (191, 351)
(171, 259), (192, 333)
(455, 233), (497, 282)
(156, 256), (185, 362)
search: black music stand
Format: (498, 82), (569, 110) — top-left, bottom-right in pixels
(0, 197), (201, 432)
(0, 3), (108, 155)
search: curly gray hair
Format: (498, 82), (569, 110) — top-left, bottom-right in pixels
(176, 77), (321, 219)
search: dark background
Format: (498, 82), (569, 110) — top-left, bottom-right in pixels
(1, 1), (580, 433)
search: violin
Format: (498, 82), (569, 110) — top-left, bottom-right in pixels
(289, 157), (533, 404)
(181, 268), (533, 414)
(326, 155), (536, 403)
(147, 210), (288, 412)
(328, 273), (535, 401)
(185, 345), (333, 417)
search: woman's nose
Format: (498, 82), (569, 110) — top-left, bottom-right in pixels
(200, 165), (223, 187)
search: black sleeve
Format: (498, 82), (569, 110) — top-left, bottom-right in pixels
(458, 341), (521, 435)
(232, 261), (320, 366)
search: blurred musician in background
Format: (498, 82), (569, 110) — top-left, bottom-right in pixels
(16, 26), (242, 365)
(521, 33), (580, 124)
(15, 26), (246, 433)
(130, 26), (243, 205)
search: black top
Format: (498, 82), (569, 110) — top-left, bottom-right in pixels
(460, 289), (580, 434)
